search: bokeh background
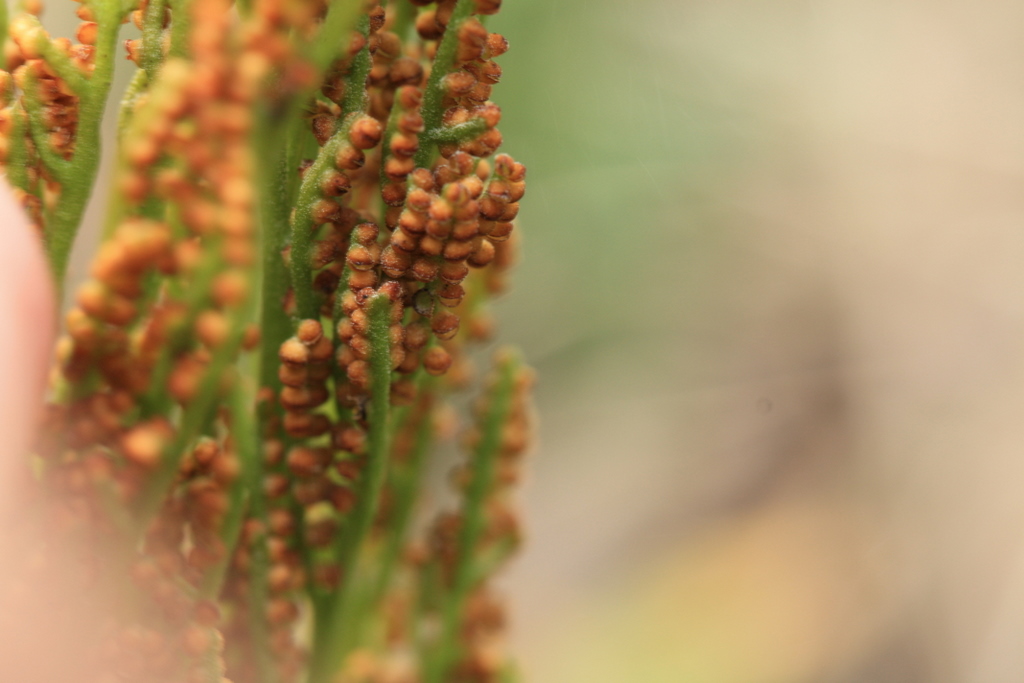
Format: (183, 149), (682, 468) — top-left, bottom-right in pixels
(493, 2), (1024, 682)
(40, 0), (1024, 681)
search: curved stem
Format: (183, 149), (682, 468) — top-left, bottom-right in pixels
(414, 0), (476, 168)
(40, 2), (124, 289)
(425, 352), (519, 683)
(288, 21), (371, 320)
(140, 0), (169, 80)
(308, 292), (393, 683)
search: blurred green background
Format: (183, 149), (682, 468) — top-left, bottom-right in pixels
(39, 0), (1024, 680)
(490, 2), (1024, 683)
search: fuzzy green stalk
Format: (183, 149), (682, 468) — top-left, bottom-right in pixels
(414, 0), (476, 168)
(167, 0), (192, 60)
(425, 353), (520, 683)
(198, 385), (256, 599)
(360, 371), (437, 636)
(140, 0), (169, 80)
(131, 254), (258, 534)
(255, 132), (297, 398)
(36, 2), (126, 290)
(308, 292), (393, 683)
(288, 19), (371, 320)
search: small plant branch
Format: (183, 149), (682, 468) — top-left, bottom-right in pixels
(308, 292), (393, 683)
(415, 0), (476, 167)
(426, 353), (520, 683)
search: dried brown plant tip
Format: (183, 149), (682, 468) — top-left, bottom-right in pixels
(4, 1), (533, 682)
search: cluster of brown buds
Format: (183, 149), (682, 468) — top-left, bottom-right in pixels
(0, 1), (533, 682)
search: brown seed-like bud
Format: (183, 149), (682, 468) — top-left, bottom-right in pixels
(287, 447), (323, 478)
(375, 282), (402, 306)
(428, 198), (453, 223)
(349, 335), (371, 360)
(312, 113), (336, 145)
(240, 323), (262, 350)
(309, 335), (334, 362)
(488, 222), (514, 242)
(196, 310), (230, 348)
(349, 116), (384, 150)
(389, 58), (424, 87)
(312, 199), (342, 225)
(390, 228), (419, 253)
(297, 319), (323, 346)
(279, 363), (309, 388)
(437, 283), (465, 307)
(335, 144), (365, 170)
(348, 268), (378, 292)
(320, 169), (351, 197)
(487, 32), (510, 58)
(212, 270), (249, 307)
(347, 360), (370, 389)
(381, 181), (408, 206)
(443, 239), (475, 261)
(122, 420), (172, 468)
(77, 21), (98, 46)
(499, 202), (520, 221)
(410, 257), (439, 282)
(404, 323), (430, 350)
(412, 290), (435, 318)
(415, 10), (443, 40)
(424, 346), (453, 376)
(479, 194), (506, 221)
(451, 219), (479, 241)
(457, 18), (489, 62)
(267, 599), (299, 625)
(410, 168), (435, 191)
(334, 427), (366, 455)
(399, 209), (428, 235)
(468, 238), (496, 267)
(264, 440), (286, 467)
(346, 245), (375, 271)
(124, 38), (142, 64)
(352, 222), (379, 245)
(384, 156), (416, 182)
(439, 260), (470, 284)
(380, 246), (411, 278)
(419, 236), (444, 257)
(444, 70), (477, 96)
(432, 311), (460, 340)
(279, 338), (310, 365)
(283, 412), (315, 438)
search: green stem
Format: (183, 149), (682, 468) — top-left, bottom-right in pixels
(365, 373), (436, 620)
(0, 2), (7, 71)
(132, 269), (256, 534)
(309, 0), (367, 76)
(140, 0), (169, 80)
(40, 2), (124, 289)
(288, 20), (371, 320)
(308, 293), (393, 683)
(198, 385), (256, 599)
(4, 105), (31, 193)
(255, 130), (297, 401)
(424, 117), (487, 145)
(391, 0), (418, 41)
(414, 0), (476, 167)
(289, 130), (341, 320)
(167, 0), (192, 60)
(425, 353), (519, 683)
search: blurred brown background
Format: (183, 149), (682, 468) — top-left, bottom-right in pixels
(40, 0), (1024, 681)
